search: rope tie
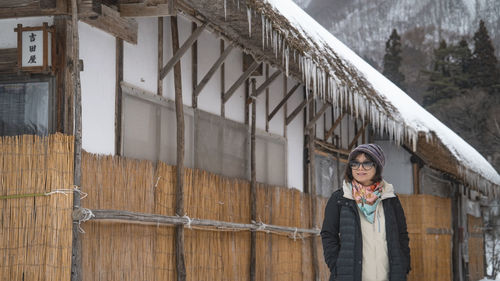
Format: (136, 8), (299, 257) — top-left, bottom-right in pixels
(75, 208), (95, 233)
(182, 214), (193, 229)
(291, 227), (298, 241)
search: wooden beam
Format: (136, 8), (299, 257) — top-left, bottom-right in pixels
(348, 122), (368, 150)
(223, 61), (260, 104)
(115, 38), (123, 155)
(324, 112), (346, 141)
(283, 76), (288, 138)
(77, 208), (320, 235)
(159, 23), (206, 80)
(193, 43), (234, 97)
(305, 103), (330, 131)
(412, 162), (420, 194)
(0, 0), (65, 19)
(250, 78), (257, 281)
(81, 4), (138, 44)
(171, 15), (186, 281)
(308, 101), (319, 281)
(268, 82), (300, 121)
(251, 69), (281, 98)
(119, 3), (175, 17)
(285, 97), (312, 126)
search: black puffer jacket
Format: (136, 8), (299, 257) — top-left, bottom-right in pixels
(321, 189), (411, 281)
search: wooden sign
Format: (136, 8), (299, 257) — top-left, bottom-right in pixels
(14, 22), (55, 73)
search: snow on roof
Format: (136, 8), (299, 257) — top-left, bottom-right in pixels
(258, 0), (500, 195)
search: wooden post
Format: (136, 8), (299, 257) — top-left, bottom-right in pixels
(250, 79), (257, 281)
(191, 22), (197, 108)
(171, 15), (187, 281)
(308, 98), (319, 281)
(220, 39), (225, 117)
(245, 79), (250, 125)
(158, 17), (164, 96)
(70, 0), (82, 280)
(283, 76), (287, 138)
(265, 64), (269, 132)
(115, 38), (123, 155)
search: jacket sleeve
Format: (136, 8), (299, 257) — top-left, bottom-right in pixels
(394, 196), (411, 274)
(321, 191), (341, 277)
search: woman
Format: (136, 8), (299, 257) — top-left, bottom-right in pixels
(321, 144), (411, 281)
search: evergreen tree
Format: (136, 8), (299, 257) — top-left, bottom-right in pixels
(423, 40), (459, 106)
(470, 20), (499, 88)
(383, 29), (405, 90)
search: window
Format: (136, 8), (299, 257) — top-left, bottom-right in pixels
(0, 77), (54, 136)
(315, 152), (345, 197)
(121, 87), (288, 186)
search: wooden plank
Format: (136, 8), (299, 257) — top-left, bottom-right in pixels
(0, 0), (63, 18)
(348, 122), (368, 150)
(171, 15), (186, 281)
(81, 4), (138, 44)
(0, 48), (17, 73)
(251, 68), (281, 98)
(305, 102), (330, 131)
(115, 38), (123, 156)
(285, 97), (312, 126)
(40, 0), (56, 9)
(191, 22), (197, 109)
(119, 3), (175, 17)
(223, 61), (260, 104)
(250, 78), (257, 281)
(159, 23), (206, 80)
(268, 82), (300, 121)
(70, 0), (82, 280)
(324, 112), (346, 142)
(193, 43), (233, 97)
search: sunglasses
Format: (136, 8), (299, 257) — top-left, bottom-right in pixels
(349, 161), (375, 170)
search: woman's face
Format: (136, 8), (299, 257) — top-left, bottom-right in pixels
(351, 153), (376, 185)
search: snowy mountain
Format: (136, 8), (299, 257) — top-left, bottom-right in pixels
(298, 0), (500, 68)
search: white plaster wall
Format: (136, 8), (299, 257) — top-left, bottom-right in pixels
(224, 45), (246, 123)
(375, 140), (413, 194)
(0, 17), (53, 48)
(79, 22), (115, 155)
(194, 27), (222, 115)
(286, 78), (305, 191)
(124, 18), (158, 93)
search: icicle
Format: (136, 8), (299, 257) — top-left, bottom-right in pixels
(285, 47), (289, 77)
(247, 7), (252, 37)
(261, 14), (265, 50)
(224, 0), (227, 20)
(237, 0), (240, 10)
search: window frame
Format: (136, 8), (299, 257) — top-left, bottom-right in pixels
(0, 74), (56, 136)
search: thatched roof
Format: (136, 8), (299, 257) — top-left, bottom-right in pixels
(176, 0), (500, 197)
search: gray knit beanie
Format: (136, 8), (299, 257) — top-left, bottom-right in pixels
(348, 143), (386, 170)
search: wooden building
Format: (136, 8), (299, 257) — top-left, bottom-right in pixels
(0, 0), (499, 280)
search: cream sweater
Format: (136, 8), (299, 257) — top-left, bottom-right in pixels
(343, 180), (396, 281)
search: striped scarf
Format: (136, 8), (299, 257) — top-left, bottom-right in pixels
(351, 180), (383, 223)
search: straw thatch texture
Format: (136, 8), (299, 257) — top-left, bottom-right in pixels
(81, 152), (156, 281)
(468, 215), (484, 281)
(0, 134), (74, 281)
(399, 194), (452, 281)
(80, 153), (329, 280)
